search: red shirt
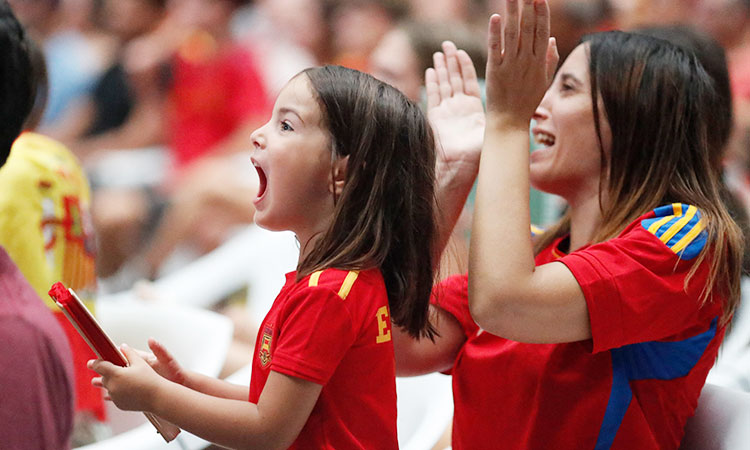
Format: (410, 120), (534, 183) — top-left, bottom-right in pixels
(249, 268), (398, 449)
(436, 203), (725, 450)
(168, 38), (269, 168)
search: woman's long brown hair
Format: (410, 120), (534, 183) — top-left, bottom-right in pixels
(297, 65), (438, 339)
(534, 32), (743, 324)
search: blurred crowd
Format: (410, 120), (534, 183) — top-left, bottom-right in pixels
(6, 0), (750, 289)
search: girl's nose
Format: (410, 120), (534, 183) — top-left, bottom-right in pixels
(250, 127), (265, 150)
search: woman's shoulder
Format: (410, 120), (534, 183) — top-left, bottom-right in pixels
(626, 202), (707, 261)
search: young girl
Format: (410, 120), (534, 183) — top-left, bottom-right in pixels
(89, 65), (438, 449)
(395, 1), (743, 449)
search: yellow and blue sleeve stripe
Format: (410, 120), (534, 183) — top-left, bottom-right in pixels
(530, 224), (545, 237)
(640, 203), (707, 260)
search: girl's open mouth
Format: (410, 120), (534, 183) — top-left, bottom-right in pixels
(253, 161), (267, 200)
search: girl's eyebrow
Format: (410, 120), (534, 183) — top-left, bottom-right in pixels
(278, 107), (305, 125)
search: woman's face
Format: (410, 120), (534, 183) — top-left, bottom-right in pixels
(530, 44), (611, 202)
(369, 28), (422, 102)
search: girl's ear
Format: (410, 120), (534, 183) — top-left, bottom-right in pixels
(329, 155), (349, 196)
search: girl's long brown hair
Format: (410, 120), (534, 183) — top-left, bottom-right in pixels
(297, 66), (437, 339)
(534, 31), (743, 324)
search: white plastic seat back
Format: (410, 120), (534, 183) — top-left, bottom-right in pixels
(75, 300), (233, 449)
(680, 383), (750, 450)
(397, 373), (454, 450)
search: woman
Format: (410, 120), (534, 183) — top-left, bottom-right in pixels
(396, 1), (743, 449)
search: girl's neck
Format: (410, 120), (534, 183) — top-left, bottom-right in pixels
(566, 191), (603, 253)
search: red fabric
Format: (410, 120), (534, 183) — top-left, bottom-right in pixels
(249, 268), (398, 449)
(53, 311), (105, 420)
(168, 41), (269, 168)
(435, 206), (725, 450)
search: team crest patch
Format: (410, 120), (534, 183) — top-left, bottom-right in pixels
(259, 325), (273, 367)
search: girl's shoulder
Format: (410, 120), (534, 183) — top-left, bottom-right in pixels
(293, 267), (386, 301)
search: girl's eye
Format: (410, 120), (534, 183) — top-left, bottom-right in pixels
(561, 83), (574, 92)
(280, 121), (294, 132)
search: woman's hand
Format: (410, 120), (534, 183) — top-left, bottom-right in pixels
(485, 0), (558, 128)
(89, 344), (168, 412)
(427, 41), (485, 169)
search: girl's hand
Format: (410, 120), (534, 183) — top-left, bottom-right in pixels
(485, 0), (558, 128)
(143, 338), (188, 386)
(89, 344), (167, 412)
(427, 40), (485, 169)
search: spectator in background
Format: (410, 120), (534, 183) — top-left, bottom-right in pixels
(233, 0), (322, 95)
(0, 2), (74, 448)
(691, 0), (750, 215)
(93, 0), (271, 285)
(327, 0), (407, 72)
(407, 0), (484, 24)
(8, 0), (112, 131)
(49, 0), (168, 159)
(369, 20), (486, 105)
(0, 24), (106, 447)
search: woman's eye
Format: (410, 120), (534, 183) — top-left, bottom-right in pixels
(280, 121), (293, 132)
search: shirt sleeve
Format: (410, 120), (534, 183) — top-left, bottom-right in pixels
(559, 225), (717, 353)
(431, 274), (479, 338)
(270, 286), (357, 385)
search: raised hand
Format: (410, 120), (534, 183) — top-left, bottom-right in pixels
(427, 40), (485, 168)
(485, 0), (558, 128)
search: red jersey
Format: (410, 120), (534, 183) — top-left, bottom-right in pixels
(436, 203), (725, 450)
(249, 268), (398, 449)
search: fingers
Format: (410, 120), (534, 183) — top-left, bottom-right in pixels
(520, 0), (536, 55)
(457, 50), (481, 98)
(120, 343), (144, 366)
(545, 37), (559, 86)
(148, 338), (174, 363)
(432, 51), (453, 100)
(504, 0), (519, 57)
(425, 68), (440, 109)
(88, 358), (116, 376)
(533, 0), (551, 58)
(442, 41), (464, 94)
(487, 13), (504, 68)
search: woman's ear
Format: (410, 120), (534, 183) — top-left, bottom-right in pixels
(329, 155), (349, 196)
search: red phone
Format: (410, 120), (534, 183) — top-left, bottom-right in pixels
(48, 282), (181, 442)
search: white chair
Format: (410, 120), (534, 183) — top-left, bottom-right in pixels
(707, 277), (750, 392)
(106, 225), (298, 324)
(75, 299), (234, 450)
(680, 383), (750, 450)
(397, 373), (454, 450)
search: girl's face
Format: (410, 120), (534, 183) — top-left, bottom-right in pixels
(250, 75), (336, 242)
(530, 44), (611, 202)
